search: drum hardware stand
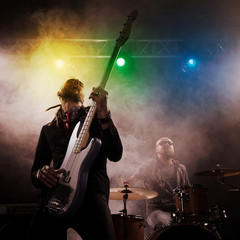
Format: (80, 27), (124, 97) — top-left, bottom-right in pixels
(176, 190), (189, 222)
(217, 174), (240, 190)
(119, 184), (129, 240)
(214, 164), (240, 191)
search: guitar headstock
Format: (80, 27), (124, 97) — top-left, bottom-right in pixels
(116, 10), (139, 47)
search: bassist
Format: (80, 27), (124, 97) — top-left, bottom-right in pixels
(27, 78), (123, 240)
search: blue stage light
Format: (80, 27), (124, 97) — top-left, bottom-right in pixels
(187, 58), (197, 67)
(182, 58), (199, 72)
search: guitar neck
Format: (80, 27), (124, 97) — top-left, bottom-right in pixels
(74, 10), (138, 152)
(100, 10), (139, 89)
(74, 46), (121, 152)
(100, 45), (122, 89)
(73, 101), (97, 153)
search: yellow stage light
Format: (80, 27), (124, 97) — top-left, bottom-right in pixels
(55, 59), (64, 68)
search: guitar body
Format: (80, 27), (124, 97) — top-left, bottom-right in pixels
(47, 122), (102, 217)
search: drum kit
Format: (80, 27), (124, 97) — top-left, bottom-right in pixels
(110, 184), (158, 240)
(110, 167), (240, 240)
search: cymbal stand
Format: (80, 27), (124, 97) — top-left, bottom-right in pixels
(217, 174), (240, 190)
(214, 164), (240, 191)
(119, 185), (129, 240)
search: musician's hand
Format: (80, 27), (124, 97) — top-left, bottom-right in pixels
(89, 86), (109, 118)
(37, 165), (65, 188)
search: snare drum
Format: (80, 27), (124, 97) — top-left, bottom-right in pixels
(112, 214), (144, 240)
(174, 184), (209, 213)
(145, 224), (221, 240)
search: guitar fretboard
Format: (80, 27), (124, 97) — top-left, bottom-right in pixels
(73, 101), (97, 154)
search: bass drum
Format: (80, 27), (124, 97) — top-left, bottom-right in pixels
(145, 224), (221, 240)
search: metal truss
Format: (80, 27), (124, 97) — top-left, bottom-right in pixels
(0, 38), (234, 58)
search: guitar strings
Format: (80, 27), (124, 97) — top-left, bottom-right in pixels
(65, 101), (96, 172)
(57, 101), (96, 200)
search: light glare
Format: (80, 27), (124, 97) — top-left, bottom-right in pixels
(116, 58), (125, 67)
(55, 59), (64, 68)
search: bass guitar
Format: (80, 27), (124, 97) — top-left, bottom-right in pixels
(47, 10), (138, 217)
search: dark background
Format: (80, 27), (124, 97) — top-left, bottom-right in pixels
(0, 1), (240, 239)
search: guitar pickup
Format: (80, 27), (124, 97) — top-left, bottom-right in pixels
(62, 170), (71, 183)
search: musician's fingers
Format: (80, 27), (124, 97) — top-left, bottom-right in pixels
(39, 169), (57, 187)
(44, 165), (57, 177)
(95, 86), (108, 96)
(55, 168), (65, 175)
(39, 174), (55, 188)
(45, 165), (63, 179)
(89, 86), (108, 99)
(41, 166), (58, 183)
(89, 91), (100, 99)
(40, 177), (53, 188)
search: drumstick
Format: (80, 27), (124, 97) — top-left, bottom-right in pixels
(120, 176), (124, 187)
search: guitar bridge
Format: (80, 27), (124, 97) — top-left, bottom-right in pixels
(48, 198), (63, 213)
(48, 183), (73, 215)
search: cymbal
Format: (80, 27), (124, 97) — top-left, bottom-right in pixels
(109, 187), (158, 200)
(226, 188), (240, 192)
(195, 168), (240, 177)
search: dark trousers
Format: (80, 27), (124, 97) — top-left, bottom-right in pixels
(26, 193), (116, 240)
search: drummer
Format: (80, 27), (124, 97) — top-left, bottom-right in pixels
(124, 137), (190, 232)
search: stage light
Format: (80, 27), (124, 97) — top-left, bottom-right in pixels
(182, 58), (199, 73)
(187, 58), (197, 68)
(116, 57), (126, 67)
(55, 59), (64, 68)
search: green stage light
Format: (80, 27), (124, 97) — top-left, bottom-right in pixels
(116, 57), (126, 67)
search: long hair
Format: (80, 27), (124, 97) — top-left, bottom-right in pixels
(46, 104), (65, 127)
(46, 78), (84, 127)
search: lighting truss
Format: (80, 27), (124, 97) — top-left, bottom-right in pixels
(0, 39), (234, 58)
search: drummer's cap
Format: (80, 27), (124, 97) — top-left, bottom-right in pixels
(57, 78), (84, 103)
